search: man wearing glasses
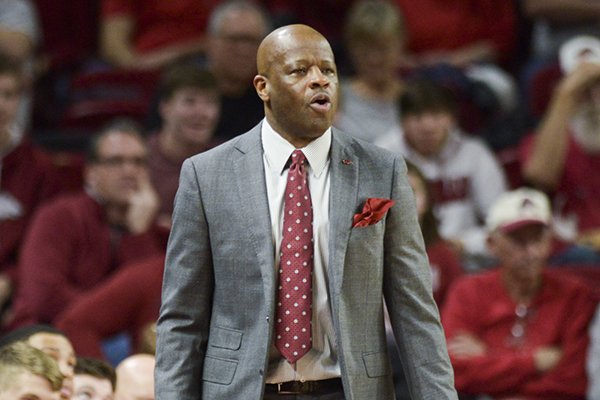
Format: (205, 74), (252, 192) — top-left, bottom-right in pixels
(6, 119), (164, 330)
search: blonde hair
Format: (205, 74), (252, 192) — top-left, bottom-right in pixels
(0, 342), (63, 392)
(344, 0), (405, 46)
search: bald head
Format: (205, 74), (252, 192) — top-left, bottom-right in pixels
(257, 24), (332, 76)
(115, 354), (154, 400)
(253, 24), (338, 147)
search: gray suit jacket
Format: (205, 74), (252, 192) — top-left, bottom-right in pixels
(155, 124), (458, 399)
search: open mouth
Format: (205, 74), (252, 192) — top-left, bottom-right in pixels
(309, 93), (331, 113)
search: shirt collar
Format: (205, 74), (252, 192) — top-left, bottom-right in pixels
(261, 118), (331, 178)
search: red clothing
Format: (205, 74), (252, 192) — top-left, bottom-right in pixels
(101, 0), (219, 53)
(262, 0), (349, 44)
(520, 133), (600, 233)
(442, 269), (596, 399)
(56, 255), (165, 358)
(0, 141), (62, 283)
(9, 192), (164, 327)
(147, 133), (219, 219)
(427, 239), (462, 308)
(394, 0), (516, 66)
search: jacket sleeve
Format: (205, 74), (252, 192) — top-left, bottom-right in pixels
(383, 155), (459, 399)
(155, 159), (214, 400)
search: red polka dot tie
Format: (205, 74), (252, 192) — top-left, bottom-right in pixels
(275, 149), (313, 363)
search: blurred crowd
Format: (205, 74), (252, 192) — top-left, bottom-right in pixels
(1, 0), (600, 399)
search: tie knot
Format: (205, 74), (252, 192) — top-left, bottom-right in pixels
(290, 149), (307, 167)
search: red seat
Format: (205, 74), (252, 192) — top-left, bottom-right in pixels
(58, 69), (160, 133)
(59, 99), (149, 133)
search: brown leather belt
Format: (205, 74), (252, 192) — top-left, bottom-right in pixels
(265, 378), (343, 395)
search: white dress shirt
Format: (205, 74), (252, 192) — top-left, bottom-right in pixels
(261, 119), (341, 383)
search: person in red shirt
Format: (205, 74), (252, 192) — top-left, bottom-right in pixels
(6, 120), (164, 330)
(521, 36), (600, 263)
(100, 0), (220, 70)
(442, 188), (596, 399)
(147, 63), (221, 228)
(0, 54), (62, 318)
(56, 255), (164, 359)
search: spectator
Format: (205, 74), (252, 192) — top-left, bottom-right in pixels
(73, 356), (116, 400)
(442, 188), (596, 399)
(406, 161), (463, 306)
(394, 0), (517, 70)
(334, 0), (404, 143)
(377, 80), (508, 264)
(521, 35), (600, 264)
(0, 0), (40, 129)
(114, 354), (154, 400)
(56, 255), (164, 359)
(0, 53), (61, 319)
(6, 119), (164, 329)
(148, 63), (220, 227)
(0, 324), (75, 399)
(205, 0), (271, 140)
(99, 0), (219, 70)
(0, 341), (63, 400)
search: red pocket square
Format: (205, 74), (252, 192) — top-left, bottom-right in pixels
(352, 198), (395, 228)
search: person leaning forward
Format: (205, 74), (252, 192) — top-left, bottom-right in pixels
(155, 24), (458, 400)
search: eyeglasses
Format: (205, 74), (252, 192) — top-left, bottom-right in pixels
(94, 156), (147, 168)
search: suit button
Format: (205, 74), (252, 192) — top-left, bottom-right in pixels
(266, 316), (270, 322)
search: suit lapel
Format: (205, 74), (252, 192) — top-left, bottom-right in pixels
(328, 130), (359, 308)
(232, 127), (277, 305)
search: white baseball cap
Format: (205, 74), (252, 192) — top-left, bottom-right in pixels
(486, 188), (551, 233)
(559, 35), (600, 74)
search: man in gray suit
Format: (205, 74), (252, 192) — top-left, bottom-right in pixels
(155, 24), (458, 399)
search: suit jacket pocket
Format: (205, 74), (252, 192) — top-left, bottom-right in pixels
(362, 350), (390, 378)
(209, 326), (243, 350)
(202, 355), (238, 385)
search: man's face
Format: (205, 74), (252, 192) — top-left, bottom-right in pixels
(85, 131), (149, 206)
(256, 31), (339, 145)
(160, 88), (220, 148)
(488, 224), (551, 287)
(208, 8), (266, 86)
(27, 333), (76, 400)
(402, 111), (453, 158)
(0, 372), (58, 400)
(73, 374), (113, 400)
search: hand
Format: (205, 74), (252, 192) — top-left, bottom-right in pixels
(533, 346), (562, 372)
(447, 333), (488, 359)
(125, 174), (160, 234)
(556, 61), (600, 103)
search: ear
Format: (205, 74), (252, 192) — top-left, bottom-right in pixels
(253, 74), (270, 102)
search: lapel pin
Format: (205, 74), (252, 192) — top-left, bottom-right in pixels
(341, 159), (353, 165)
